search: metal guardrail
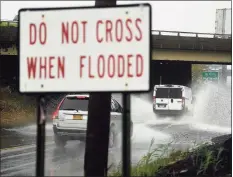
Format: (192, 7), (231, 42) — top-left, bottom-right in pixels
(0, 20), (232, 39)
(152, 30), (232, 39)
(0, 20), (18, 27)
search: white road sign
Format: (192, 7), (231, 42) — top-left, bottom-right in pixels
(19, 4), (151, 93)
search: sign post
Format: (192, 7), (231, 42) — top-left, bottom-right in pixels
(122, 93), (131, 177)
(19, 4), (151, 176)
(36, 96), (46, 176)
(84, 0), (116, 176)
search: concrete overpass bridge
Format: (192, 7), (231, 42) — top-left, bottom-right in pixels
(0, 20), (231, 63)
(0, 20), (232, 88)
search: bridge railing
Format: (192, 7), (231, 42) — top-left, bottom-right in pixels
(152, 30), (231, 39)
(152, 30), (232, 39)
(0, 20), (18, 27)
(0, 20), (232, 39)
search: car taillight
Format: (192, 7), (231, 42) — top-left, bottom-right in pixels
(52, 110), (58, 119)
(52, 97), (65, 120)
(153, 96), (156, 102)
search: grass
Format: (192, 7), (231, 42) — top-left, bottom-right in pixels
(109, 138), (230, 177)
(0, 87), (36, 128)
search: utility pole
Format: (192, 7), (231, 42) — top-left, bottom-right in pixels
(84, 1), (117, 177)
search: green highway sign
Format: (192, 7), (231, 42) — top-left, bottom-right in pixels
(202, 71), (219, 80)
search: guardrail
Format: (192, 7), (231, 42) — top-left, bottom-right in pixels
(0, 20), (232, 39)
(152, 30), (232, 39)
(0, 20), (18, 27)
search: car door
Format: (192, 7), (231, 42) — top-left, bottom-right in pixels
(168, 88), (183, 111)
(155, 88), (169, 110)
(110, 99), (122, 133)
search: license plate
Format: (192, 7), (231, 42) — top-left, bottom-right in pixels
(73, 115), (83, 120)
(158, 104), (166, 108)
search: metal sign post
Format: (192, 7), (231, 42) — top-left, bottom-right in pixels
(122, 93), (131, 177)
(36, 95), (46, 176)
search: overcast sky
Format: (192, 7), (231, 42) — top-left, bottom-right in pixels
(1, 1), (231, 33)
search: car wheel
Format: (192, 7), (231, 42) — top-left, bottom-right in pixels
(54, 134), (67, 148)
(109, 126), (116, 148)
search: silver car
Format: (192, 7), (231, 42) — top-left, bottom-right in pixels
(52, 94), (133, 148)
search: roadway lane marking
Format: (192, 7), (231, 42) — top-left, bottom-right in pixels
(1, 144), (36, 151)
(2, 156), (85, 176)
(0, 153), (73, 174)
(0, 142), (54, 154)
(1, 146), (55, 161)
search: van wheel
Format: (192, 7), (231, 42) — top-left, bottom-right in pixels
(54, 134), (67, 148)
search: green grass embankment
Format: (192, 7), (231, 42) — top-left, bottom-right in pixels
(0, 87), (36, 128)
(110, 137), (231, 177)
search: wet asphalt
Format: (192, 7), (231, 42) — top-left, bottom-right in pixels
(1, 89), (231, 176)
(1, 122), (229, 176)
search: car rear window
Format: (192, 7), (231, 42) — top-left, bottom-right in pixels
(169, 88), (182, 98)
(156, 88), (169, 98)
(155, 88), (182, 98)
(59, 97), (89, 111)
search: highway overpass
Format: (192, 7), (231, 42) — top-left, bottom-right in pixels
(0, 20), (231, 88)
(0, 20), (232, 64)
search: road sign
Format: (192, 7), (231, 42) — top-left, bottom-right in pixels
(202, 71), (219, 80)
(19, 4), (151, 93)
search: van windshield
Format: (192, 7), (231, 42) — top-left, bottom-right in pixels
(156, 88), (182, 98)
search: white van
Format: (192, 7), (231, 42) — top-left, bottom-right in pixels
(152, 84), (194, 116)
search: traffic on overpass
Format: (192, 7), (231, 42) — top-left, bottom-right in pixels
(0, 1), (232, 177)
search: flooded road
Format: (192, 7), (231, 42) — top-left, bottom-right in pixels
(1, 84), (231, 176)
(1, 122), (230, 176)
(0, 129), (36, 149)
